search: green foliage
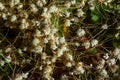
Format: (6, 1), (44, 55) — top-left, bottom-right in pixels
(90, 5), (101, 23)
(91, 14), (100, 23)
(90, 48), (97, 54)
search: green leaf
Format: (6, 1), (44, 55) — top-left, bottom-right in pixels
(113, 42), (117, 48)
(91, 48), (97, 54)
(91, 14), (99, 22)
(57, 31), (63, 37)
(116, 5), (120, 10)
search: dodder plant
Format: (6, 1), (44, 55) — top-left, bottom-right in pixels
(0, 0), (120, 80)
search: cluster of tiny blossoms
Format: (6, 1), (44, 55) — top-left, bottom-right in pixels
(0, 0), (119, 80)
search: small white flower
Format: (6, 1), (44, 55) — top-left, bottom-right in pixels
(41, 53), (47, 60)
(18, 49), (22, 54)
(114, 48), (120, 56)
(44, 66), (52, 74)
(77, 29), (85, 37)
(61, 46), (68, 51)
(35, 29), (41, 37)
(39, 66), (43, 70)
(113, 48), (120, 60)
(32, 38), (40, 46)
(43, 7), (48, 13)
(57, 49), (63, 57)
(20, 19), (29, 29)
(115, 33), (119, 38)
(10, 0), (20, 7)
(59, 37), (65, 44)
(66, 54), (73, 61)
(117, 54), (120, 60)
(15, 74), (23, 80)
(66, 62), (72, 67)
(2, 13), (7, 20)
(65, 19), (71, 27)
(22, 72), (29, 79)
(30, 4), (38, 13)
(103, 53), (109, 59)
(44, 26), (50, 35)
(71, 0), (76, 5)
(90, 6), (95, 11)
(97, 59), (105, 69)
(17, 4), (23, 9)
(5, 47), (12, 53)
(44, 38), (48, 43)
(6, 55), (11, 63)
(0, 2), (5, 10)
(51, 44), (57, 50)
(117, 25), (120, 29)
(55, 37), (60, 45)
(0, 60), (5, 66)
(36, 21), (40, 27)
(100, 69), (109, 78)
(91, 39), (98, 47)
(51, 56), (57, 62)
(107, 0), (112, 3)
(83, 41), (90, 49)
(65, 11), (70, 17)
(108, 58), (116, 66)
(42, 13), (51, 19)
(76, 66), (85, 74)
(15, 72), (29, 80)
(34, 46), (43, 53)
(43, 66), (53, 79)
(77, 9), (84, 17)
(42, 0), (47, 5)
(65, 2), (71, 8)
(49, 5), (58, 13)
(23, 47), (27, 51)
(90, 64), (93, 67)
(36, 0), (43, 7)
(11, 15), (17, 22)
(75, 62), (85, 74)
(51, 27), (58, 34)
(61, 74), (68, 80)
(47, 61), (51, 65)
(101, 24), (108, 29)
(75, 42), (80, 47)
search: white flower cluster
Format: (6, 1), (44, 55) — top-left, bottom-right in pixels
(82, 39), (98, 49)
(103, 53), (109, 60)
(65, 19), (71, 27)
(30, 4), (38, 13)
(0, 2), (5, 10)
(83, 41), (90, 49)
(29, 3), (76, 79)
(43, 66), (53, 80)
(101, 24), (108, 29)
(5, 47), (12, 53)
(91, 39), (98, 47)
(88, 0), (95, 10)
(0, 49), (12, 66)
(77, 9), (84, 17)
(107, 58), (116, 66)
(77, 28), (86, 37)
(0, 0), (119, 80)
(10, 0), (20, 7)
(74, 62), (85, 74)
(97, 59), (105, 69)
(11, 15), (17, 22)
(15, 72), (29, 80)
(114, 48), (120, 60)
(100, 69), (109, 78)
